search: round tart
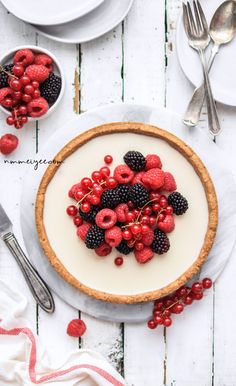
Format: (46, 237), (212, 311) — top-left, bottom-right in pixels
(35, 122), (218, 304)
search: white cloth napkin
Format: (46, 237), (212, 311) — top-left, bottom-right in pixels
(0, 279), (126, 386)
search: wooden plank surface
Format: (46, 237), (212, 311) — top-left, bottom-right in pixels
(1, 0), (236, 384)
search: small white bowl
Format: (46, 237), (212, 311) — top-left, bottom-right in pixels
(0, 45), (65, 121)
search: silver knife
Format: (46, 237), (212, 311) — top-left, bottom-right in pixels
(0, 204), (55, 313)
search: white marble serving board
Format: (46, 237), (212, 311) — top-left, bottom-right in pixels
(20, 103), (236, 322)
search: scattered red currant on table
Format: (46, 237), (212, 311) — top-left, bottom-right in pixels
(147, 278), (213, 330)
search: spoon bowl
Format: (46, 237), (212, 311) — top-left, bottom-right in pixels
(210, 0), (236, 45)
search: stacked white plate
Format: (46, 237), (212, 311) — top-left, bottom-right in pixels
(0, 0), (134, 43)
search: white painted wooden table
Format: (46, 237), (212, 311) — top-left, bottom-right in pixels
(1, 1), (236, 385)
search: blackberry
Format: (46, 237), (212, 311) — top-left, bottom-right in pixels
(0, 64), (13, 88)
(116, 240), (133, 255)
(85, 224), (105, 249)
(130, 183), (149, 208)
(115, 184), (131, 204)
(79, 205), (100, 223)
(168, 192), (188, 215)
(101, 189), (120, 209)
(40, 73), (61, 105)
(151, 229), (170, 254)
(124, 150), (146, 171)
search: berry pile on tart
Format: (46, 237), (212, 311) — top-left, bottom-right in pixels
(66, 150), (189, 265)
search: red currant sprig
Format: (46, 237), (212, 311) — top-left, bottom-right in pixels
(147, 278), (213, 329)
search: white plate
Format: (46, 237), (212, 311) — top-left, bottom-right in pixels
(20, 103), (236, 322)
(176, 0), (236, 106)
(31, 0), (134, 44)
(0, 0), (104, 26)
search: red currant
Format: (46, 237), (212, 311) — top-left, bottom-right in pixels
(18, 105), (27, 115)
(14, 120), (23, 129)
(171, 303), (184, 314)
(158, 213), (165, 222)
(21, 116), (28, 124)
(126, 212), (135, 222)
(89, 194), (100, 205)
(192, 292), (203, 300)
(160, 196), (168, 208)
(91, 171), (102, 182)
(191, 282), (203, 294)
(114, 256), (123, 266)
(22, 94), (32, 103)
(131, 224), (142, 235)
(135, 242), (144, 251)
(163, 317), (172, 327)
(81, 177), (93, 190)
(74, 190), (84, 201)
(20, 75), (31, 86)
(100, 166), (110, 177)
(12, 91), (22, 100)
(202, 278), (212, 289)
(152, 203), (161, 212)
(141, 215), (150, 225)
(104, 155), (113, 164)
(105, 177), (117, 189)
(122, 229), (132, 240)
(143, 206), (152, 216)
(163, 309), (171, 317)
(141, 224), (150, 235)
(149, 216), (156, 227)
(24, 84), (34, 95)
(154, 301), (164, 311)
(32, 89), (40, 99)
(80, 202), (91, 213)
(93, 185), (103, 196)
(147, 319), (157, 329)
(9, 78), (22, 91)
(73, 216), (83, 227)
(31, 80), (40, 89)
(66, 205), (78, 217)
(4, 98), (13, 108)
(13, 64), (24, 77)
(149, 191), (161, 202)
(166, 206), (173, 215)
(6, 116), (14, 125)
(154, 315), (163, 325)
(127, 239), (135, 248)
(184, 295), (193, 305)
(176, 287), (188, 298)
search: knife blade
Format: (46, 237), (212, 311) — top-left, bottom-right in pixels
(0, 203), (55, 313)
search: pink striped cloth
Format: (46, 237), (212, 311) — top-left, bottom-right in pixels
(0, 280), (127, 386)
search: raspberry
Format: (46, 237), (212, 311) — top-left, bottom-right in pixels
(141, 228), (154, 246)
(25, 64), (49, 83)
(142, 168), (165, 190)
(79, 205), (100, 223)
(13, 49), (35, 66)
(76, 223), (91, 241)
(132, 171), (145, 185)
(0, 134), (18, 155)
(113, 165), (134, 184)
(115, 203), (129, 222)
(95, 243), (112, 257)
(101, 189), (120, 209)
(85, 224), (105, 249)
(95, 208), (117, 229)
(0, 87), (13, 107)
(27, 97), (49, 117)
(162, 172), (177, 192)
(105, 226), (122, 247)
(130, 183), (149, 208)
(134, 247), (154, 264)
(168, 192), (188, 215)
(0, 64), (13, 88)
(124, 151), (146, 171)
(34, 54), (53, 70)
(40, 73), (62, 105)
(67, 319), (86, 337)
(115, 185), (131, 203)
(116, 240), (134, 255)
(145, 154), (162, 170)
(151, 229), (170, 254)
(157, 214), (175, 233)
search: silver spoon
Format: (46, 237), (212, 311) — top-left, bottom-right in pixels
(183, 0), (236, 128)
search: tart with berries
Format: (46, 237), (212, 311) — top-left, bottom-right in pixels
(35, 122), (218, 303)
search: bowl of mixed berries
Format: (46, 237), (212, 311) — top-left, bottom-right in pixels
(0, 45), (64, 129)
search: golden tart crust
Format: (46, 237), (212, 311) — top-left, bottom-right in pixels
(35, 122), (218, 304)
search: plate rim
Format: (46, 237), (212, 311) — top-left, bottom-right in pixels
(0, 0), (105, 26)
(35, 121), (218, 304)
(31, 0), (134, 44)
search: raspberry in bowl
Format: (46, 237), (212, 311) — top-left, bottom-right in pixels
(0, 45), (64, 128)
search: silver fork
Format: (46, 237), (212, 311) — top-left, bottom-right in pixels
(182, 1), (221, 136)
